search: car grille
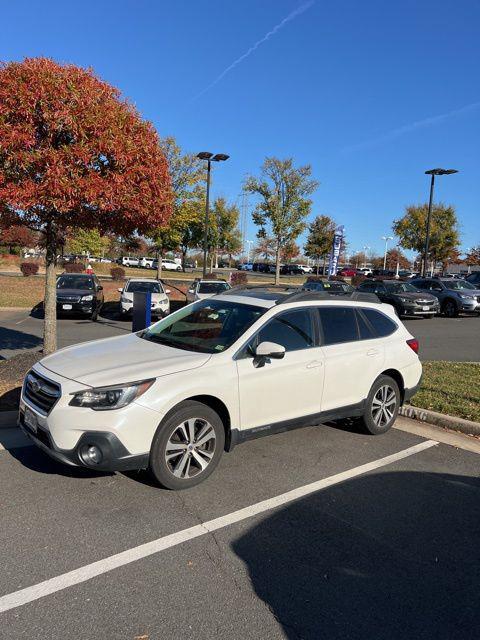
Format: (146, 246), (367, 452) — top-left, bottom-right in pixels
(24, 370), (61, 414)
(416, 299), (434, 305)
(57, 295), (81, 303)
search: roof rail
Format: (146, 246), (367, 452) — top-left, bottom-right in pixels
(275, 291), (381, 305)
(220, 284), (300, 294)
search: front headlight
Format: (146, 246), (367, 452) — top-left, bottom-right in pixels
(398, 297), (410, 303)
(69, 379), (154, 410)
(459, 294), (474, 300)
(82, 295), (94, 302)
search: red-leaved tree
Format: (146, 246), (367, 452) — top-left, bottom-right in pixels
(0, 58), (172, 353)
(0, 225), (36, 253)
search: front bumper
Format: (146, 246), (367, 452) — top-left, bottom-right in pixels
(398, 303), (439, 316)
(57, 302), (94, 315)
(19, 363), (162, 472)
(121, 302), (169, 316)
(458, 300), (479, 312)
(18, 408), (149, 472)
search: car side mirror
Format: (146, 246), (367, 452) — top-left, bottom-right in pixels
(253, 341), (285, 367)
(97, 285), (103, 291)
(118, 288), (123, 293)
(165, 289), (171, 294)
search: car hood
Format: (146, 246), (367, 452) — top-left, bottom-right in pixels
(56, 288), (95, 297)
(39, 332), (211, 387)
(392, 292), (437, 301)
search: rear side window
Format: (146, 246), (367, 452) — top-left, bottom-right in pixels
(362, 308), (397, 337)
(318, 307), (358, 345)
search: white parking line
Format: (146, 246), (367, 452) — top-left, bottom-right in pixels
(0, 439), (437, 614)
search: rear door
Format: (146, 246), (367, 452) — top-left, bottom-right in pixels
(317, 306), (385, 411)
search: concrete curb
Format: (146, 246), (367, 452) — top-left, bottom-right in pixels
(399, 404), (480, 437)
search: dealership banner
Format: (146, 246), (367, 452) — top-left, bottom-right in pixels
(328, 225), (345, 276)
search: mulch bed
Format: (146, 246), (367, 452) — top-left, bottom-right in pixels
(0, 351), (42, 411)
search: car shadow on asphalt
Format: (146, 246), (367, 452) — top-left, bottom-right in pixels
(232, 470), (480, 640)
(0, 326), (43, 353)
(5, 441), (113, 479)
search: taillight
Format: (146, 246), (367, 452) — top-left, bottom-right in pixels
(407, 338), (419, 354)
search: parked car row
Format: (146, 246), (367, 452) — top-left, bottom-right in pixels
(117, 256), (183, 271)
(356, 277), (480, 318)
(237, 262), (313, 274)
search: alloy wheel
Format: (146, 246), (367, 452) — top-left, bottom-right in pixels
(164, 418), (216, 479)
(371, 385), (397, 428)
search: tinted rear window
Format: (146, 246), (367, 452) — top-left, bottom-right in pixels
(318, 307), (358, 345)
(362, 308), (397, 337)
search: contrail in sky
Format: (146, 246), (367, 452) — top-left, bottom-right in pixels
(192, 1), (314, 101)
(343, 100), (480, 153)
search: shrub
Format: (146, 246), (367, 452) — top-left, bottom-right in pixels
(306, 275), (324, 282)
(110, 266), (125, 281)
(230, 271), (248, 286)
(329, 274), (346, 282)
(351, 274), (367, 287)
(64, 262), (85, 273)
(20, 261), (39, 276)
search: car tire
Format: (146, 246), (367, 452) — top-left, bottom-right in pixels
(442, 299), (458, 318)
(176, 266), (182, 271)
(91, 307), (98, 321)
(148, 400), (225, 490)
(359, 375), (400, 435)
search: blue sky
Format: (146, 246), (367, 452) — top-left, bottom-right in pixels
(2, 0), (479, 256)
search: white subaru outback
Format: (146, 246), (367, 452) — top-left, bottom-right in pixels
(19, 287), (422, 490)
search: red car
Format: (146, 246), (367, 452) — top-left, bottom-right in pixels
(338, 267), (357, 277)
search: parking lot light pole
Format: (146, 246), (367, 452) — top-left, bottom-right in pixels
(197, 152), (230, 278)
(382, 236), (393, 270)
(423, 168), (458, 276)
(363, 245), (370, 268)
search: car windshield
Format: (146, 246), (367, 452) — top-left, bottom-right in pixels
(140, 299), (265, 353)
(57, 275), (94, 290)
(198, 282), (230, 294)
(446, 280), (475, 290)
(126, 281), (163, 294)
(384, 282), (418, 293)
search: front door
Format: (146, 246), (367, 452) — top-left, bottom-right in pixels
(236, 308), (324, 431)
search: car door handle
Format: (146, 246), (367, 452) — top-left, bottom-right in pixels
(306, 360), (323, 369)
(366, 349), (380, 356)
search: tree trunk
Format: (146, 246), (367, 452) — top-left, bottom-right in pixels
(181, 248), (187, 272)
(43, 222), (58, 355)
(275, 240), (281, 285)
(156, 248), (163, 280)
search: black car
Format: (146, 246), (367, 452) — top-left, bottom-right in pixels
(56, 274), (104, 321)
(302, 280), (355, 295)
(466, 271), (480, 287)
(357, 279), (439, 317)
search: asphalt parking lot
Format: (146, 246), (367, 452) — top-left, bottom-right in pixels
(1, 305), (479, 361)
(0, 417), (479, 639)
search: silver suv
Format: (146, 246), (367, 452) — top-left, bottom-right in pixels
(411, 278), (480, 317)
